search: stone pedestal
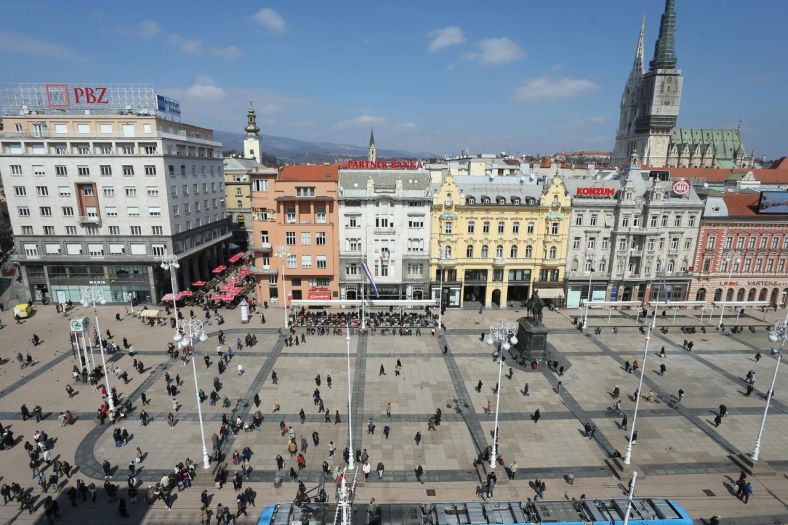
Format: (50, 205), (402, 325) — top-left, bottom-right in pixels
(514, 317), (549, 362)
(729, 453), (776, 476)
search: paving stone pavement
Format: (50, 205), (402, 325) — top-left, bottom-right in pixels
(0, 303), (786, 525)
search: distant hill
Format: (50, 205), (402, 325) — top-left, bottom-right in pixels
(213, 130), (434, 164)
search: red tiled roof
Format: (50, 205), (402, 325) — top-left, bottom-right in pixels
(750, 169), (788, 184)
(278, 164), (338, 182)
(657, 166), (788, 184)
(771, 157), (788, 169)
(539, 158), (552, 168)
(722, 193), (760, 217)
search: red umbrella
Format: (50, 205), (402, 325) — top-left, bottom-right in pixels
(212, 265), (227, 274)
(161, 293), (179, 302)
(192, 281), (206, 287)
(179, 290), (193, 297)
(210, 293), (224, 301)
(228, 252), (244, 264)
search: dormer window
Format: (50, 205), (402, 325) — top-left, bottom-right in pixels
(481, 196), (491, 205)
(511, 197), (521, 205)
(466, 196), (476, 205)
(496, 196), (506, 205)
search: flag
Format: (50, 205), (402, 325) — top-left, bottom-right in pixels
(361, 261), (380, 298)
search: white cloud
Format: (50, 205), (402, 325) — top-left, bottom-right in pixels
(465, 37), (524, 65)
(396, 122), (416, 129)
(0, 32), (79, 59)
(334, 115), (386, 130)
(428, 26), (465, 52)
(138, 20), (161, 39)
(209, 45), (241, 59)
(252, 7), (286, 34)
(169, 34), (201, 54)
(185, 83), (226, 101)
(513, 74), (598, 102)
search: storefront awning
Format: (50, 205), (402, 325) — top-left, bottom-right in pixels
(535, 289), (564, 299)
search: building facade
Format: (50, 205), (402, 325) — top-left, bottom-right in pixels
(564, 162), (704, 307)
(0, 98), (229, 303)
(689, 192), (788, 308)
(250, 164), (339, 304)
(338, 169), (431, 301)
(430, 175), (571, 308)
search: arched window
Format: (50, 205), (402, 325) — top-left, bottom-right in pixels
(510, 245), (518, 258)
(525, 245), (532, 258)
(667, 260), (675, 272)
(495, 245), (503, 257)
(748, 288), (756, 301)
(725, 288), (734, 301)
(481, 196), (491, 204)
(696, 288), (706, 302)
(599, 260), (607, 272)
(571, 259), (578, 272)
(713, 288), (723, 301)
(466, 245), (474, 258)
(656, 260), (662, 273)
(481, 245), (489, 258)
(617, 261), (624, 274)
(759, 288), (768, 301)
(466, 196), (476, 205)
(736, 289), (745, 301)
(549, 246), (557, 259)
(511, 197), (521, 205)
(496, 196), (506, 205)
(443, 246), (452, 258)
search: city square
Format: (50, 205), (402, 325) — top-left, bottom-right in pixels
(0, 300), (786, 524)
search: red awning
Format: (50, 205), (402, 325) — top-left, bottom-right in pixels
(212, 265), (227, 274)
(228, 252), (244, 264)
(161, 293), (179, 302)
(179, 290), (193, 297)
(192, 281), (206, 287)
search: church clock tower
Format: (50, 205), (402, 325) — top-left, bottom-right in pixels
(368, 128), (376, 163)
(244, 100), (261, 161)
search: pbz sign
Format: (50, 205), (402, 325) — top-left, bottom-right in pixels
(46, 83), (109, 108)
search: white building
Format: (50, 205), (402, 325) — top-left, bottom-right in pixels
(0, 83), (230, 303)
(337, 169), (432, 300)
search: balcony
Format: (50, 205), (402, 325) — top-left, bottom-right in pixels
(493, 257), (506, 266)
(340, 250), (363, 258)
(249, 265), (277, 275)
(78, 216), (101, 225)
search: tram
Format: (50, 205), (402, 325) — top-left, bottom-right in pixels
(256, 498), (693, 525)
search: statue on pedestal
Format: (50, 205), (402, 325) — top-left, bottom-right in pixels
(525, 290), (544, 325)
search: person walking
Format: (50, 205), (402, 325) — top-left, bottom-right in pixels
(621, 414), (628, 431)
(659, 363), (667, 376)
(523, 383), (529, 396)
(254, 393), (260, 408)
(377, 462), (384, 480)
(415, 464), (424, 483)
(386, 402), (391, 417)
(532, 409), (541, 423)
(509, 460), (517, 479)
(379, 364), (386, 376)
(415, 431), (422, 446)
(678, 388), (685, 401)
(743, 482), (753, 504)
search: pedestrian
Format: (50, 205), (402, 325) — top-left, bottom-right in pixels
(386, 402), (391, 417)
(415, 464), (424, 483)
(327, 375), (332, 389)
(379, 364), (386, 376)
(719, 404), (728, 418)
(362, 461), (370, 480)
(383, 425), (390, 439)
(335, 410), (341, 424)
(271, 370), (278, 384)
(299, 408), (305, 424)
(621, 414), (628, 431)
(659, 346), (666, 358)
(523, 383), (529, 396)
(328, 441), (335, 458)
(745, 383), (753, 396)
(254, 393), (260, 408)
(556, 381), (562, 392)
(312, 431), (320, 447)
(532, 409), (541, 423)
(377, 462), (384, 480)
(476, 380), (483, 392)
(714, 414), (722, 427)
(625, 360), (631, 373)
(659, 363), (666, 376)
(486, 399), (492, 414)
(510, 460), (517, 479)
(415, 431), (422, 446)
(755, 352), (761, 362)
(678, 388), (685, 401)
(325, 409), (331, 423)
(444, 344), (448, 354)
(743, 482), (753, 504)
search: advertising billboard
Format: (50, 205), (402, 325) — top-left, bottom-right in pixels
(756, 191), (788, 214)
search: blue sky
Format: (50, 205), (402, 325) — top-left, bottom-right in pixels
(1, 0), (785, 158)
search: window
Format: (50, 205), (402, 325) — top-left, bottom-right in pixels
(588, 238), (596, 249)
(286, 232), (296, 245)
(122, 165), (134, 176)
(496, 245), (504, 257)
(590, 215), (597, 226)
(688, 215), (696, 227)
(152, 245), (166, 256)
(9, 165), (22, 176)
(43, 226), (55, 235)
(650, 215), (658, 228)
(572, 238), (580, 249)
(61, 206), (74, 216)
(24, 244), (39, 258)
(109, 244), (125, 255)
(88, 244), (104, 257)
(602, 238), (609, 249)
(100, 165), (112, 176)
(512, 221), (520, 234)
(32, 165), (45, 177)
(182, 184), (189, 195)
(408, 216), (424, 229)
(108, 226), (120, 235)
(706, 236), (715, 250)
(748, 236), (756, 249)
(144, 165), (157, 176)
(510, 245), (518, 258)
(65, 226), (76, 235)
(497, 222), (505, 234)
(622, 216), (629, 227)
(301, 232), (311, 246)
(760, 236), (768, 249)
(661, 215), (668, 227)
(287, 255), (297, 269)
(619, 239), (627, 250)
(443, 221), (453, 234)
(551, 223), (559, 235)
(40, 206), (52, 217)
(723, 236), (732, 249)
(78, 166), (90, 176)
(146, 186), (159, 197)
(316, 232), (326, 246)
(466, 245), (474, 258)
(481, 245), (489, 258)
(148, 207), (161, 217)
(483, 221), (490, 233)
(125, 187), (137, 197)
(317, 256), (327, 269)
(316, 207), (326, 224)
(467, 221), (475, 234)
(647, 239), (655, 251)
(130, 226), (142, 235)
(755, 259), (762, 272)
(346, 264), (359, 276)
(766, 259), (774, 272)
(347, 216), (358, 228)
(633, 216), (640, 227)
(407, 264), (423, 276)
(778, 260), (785, 273)
(674, 215), (682, 227)
(296, 187), (315, 197)
(252, 179), (268, 192)
(44, 243), (61, 254)
(21, 226), (33, 235)
(127, 207), (140, 217)
(286, 207), (296, 223)
(13, 186), (26, 196)
(736, 236), (745, 250)
(301, 255), (312, 269)
(549, 246), (557, 259)
(575, 214), (583, 226)
(82, 186), (94, 196)
(525, 245), (532, 258)
(55, 165), (67, 176)
(771, 236), (779, 250)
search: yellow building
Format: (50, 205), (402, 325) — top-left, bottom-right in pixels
(430, 175), (571, 308)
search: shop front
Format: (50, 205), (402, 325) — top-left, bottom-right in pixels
(34, 264), (154, 305)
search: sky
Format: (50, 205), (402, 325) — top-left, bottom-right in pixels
(1, 0), (786, 159)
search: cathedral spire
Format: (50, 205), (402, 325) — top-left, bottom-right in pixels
(650, 0), (677, 70)
(368, 128), (375, 147)
(367, 128), (377, 163)
(245, 99), (260, 138)
(634, 15), (645, 75)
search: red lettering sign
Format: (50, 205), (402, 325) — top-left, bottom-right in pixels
(343, 159), (423, 170)
(672, 179), (690, 196)
(575, 187), (615, 197)
(73, 86), (109, 105)
(308, 290), (332, 301)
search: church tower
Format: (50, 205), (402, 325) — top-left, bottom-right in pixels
(244, 100), (261, 161)
(612, 0), (683, 168)
(368, 128), (376, 163)
(611, 16), (645, 167)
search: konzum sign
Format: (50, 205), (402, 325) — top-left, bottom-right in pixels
(576, 187), (616, 197)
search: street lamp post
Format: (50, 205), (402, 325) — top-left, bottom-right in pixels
(174, 317), (211, 469)
(438, 250), (445, 329)
(276, 245), (291, 329)
(159, 253), (181, 334)
(718, 251), (742, 329)
(345, 317), (355, 472)
(751, 312), (787, 461)
(622, 471), (638, 525)
(126, 292), (135, 316)
(80, 287), (115, 413)
(485, 320), (518, 469)
(624, 315), (654, 466)
(582, 251), (598, 330)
